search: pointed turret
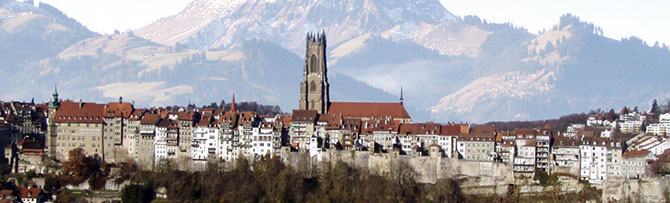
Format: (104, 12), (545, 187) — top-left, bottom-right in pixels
(49, 84), (60, 109)
(230, 93), (236, 113)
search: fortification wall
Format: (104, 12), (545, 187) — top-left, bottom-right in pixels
(601, 176), (670, 202)
(284, 150), (514, 185)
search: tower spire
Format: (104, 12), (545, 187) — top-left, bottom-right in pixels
(399, 85), (404, 106)
(230, 93), (236, 113)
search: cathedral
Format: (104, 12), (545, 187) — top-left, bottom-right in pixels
(298, 32), (411, 123)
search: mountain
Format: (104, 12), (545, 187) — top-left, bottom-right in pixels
(177, 0), (458, 53)
(2, 0), (670, 123)
(0, 0), (96, 73)
(430, 15), (670, 122)
(134, 0), (247, 46)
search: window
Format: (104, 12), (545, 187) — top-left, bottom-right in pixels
(310, 81), (317, 92)
(310, 55), (318, 73)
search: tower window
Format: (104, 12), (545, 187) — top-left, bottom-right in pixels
(310, 55), (318, 73)
(310, 81), (317, 92)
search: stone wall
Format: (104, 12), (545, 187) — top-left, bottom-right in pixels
(284, 150), (514, 185)
(601, 176), (670, 202)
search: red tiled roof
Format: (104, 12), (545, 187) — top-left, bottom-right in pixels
(0, 189), (11, 196)
(472, 125), (495, 137)
(440, 124), (461, 135)
(361, 119), (399, 134)
(292, 110), (317, 122)
(238, 111), (256, 125)
(140, 113), (160, 125)
(54, 101), (105, 123)
(324, 113), (343, 130)
(327, 102), (410, 119)
(220, 112), (238, 124)
(281, 115), (291, 126)
(399, 123), (440, 135)
(129, 109), (146, 121)
(197, 115), (213, 127)
(623, 150), (651, 158)
(20, 187), (41, 199)
(177, 112), (194, 121)
(341, 118), (361, 133)
(104, 102), (133, 118)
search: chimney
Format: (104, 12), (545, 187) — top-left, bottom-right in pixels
(119, 96), (123, 103)
(79, 99), (82, 109)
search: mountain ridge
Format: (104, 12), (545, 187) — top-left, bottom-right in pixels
(2, 0), (670, 123)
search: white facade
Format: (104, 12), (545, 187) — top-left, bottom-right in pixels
(220, 129), (238, 162)
(251, 124), (275, 158)
(437, 135), (455, 158)
(191, 125), (219, 161)
(646, 123), (670, 136)
(580, 142), (608, 183)
(154, 126), (167, 164)
(513, 140), (536, 173)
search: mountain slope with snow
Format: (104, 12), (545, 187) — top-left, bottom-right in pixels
(134, 0), (247, 46)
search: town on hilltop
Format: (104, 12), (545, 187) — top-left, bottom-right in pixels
(1, 33), (670, 202)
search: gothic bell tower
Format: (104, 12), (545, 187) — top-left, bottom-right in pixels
(299, 31), (330, 114)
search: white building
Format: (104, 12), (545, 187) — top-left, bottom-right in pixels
(580, 137), (610, 183)
(551, 137), (581, 175)
(514, 139), (536, 173)
(646, 123), (670, 136)
(251, 122), (277, 158)
(154, 119), (169, 165)
(191, 117), (219, 161)
(618, 113), (646, 134)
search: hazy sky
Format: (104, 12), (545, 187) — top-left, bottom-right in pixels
(35, 0), (670, 45)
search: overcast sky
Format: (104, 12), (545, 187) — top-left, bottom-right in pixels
(34, 0), (670, 45)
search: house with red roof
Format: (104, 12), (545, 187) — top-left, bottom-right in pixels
(19, 187), (42, 203)
(456, 125), (496, 161)
(52, 101), (105, 161)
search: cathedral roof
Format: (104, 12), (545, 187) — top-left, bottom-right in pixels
(328, 102), (410, 119)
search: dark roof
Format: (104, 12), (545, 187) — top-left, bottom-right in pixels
(328, 102), (410, 119)
(156, 119), (171, 128)
(292, 110), (317, 122)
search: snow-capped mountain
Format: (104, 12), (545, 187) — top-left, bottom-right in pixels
(2, 0), (670, 123)
(177, 0), (459, 53)
(135, 0), (247, 46)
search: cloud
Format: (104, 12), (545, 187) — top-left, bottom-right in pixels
(94, 81), (193, 106)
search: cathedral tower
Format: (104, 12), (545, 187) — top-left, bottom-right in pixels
(299, 32), (330, 114)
